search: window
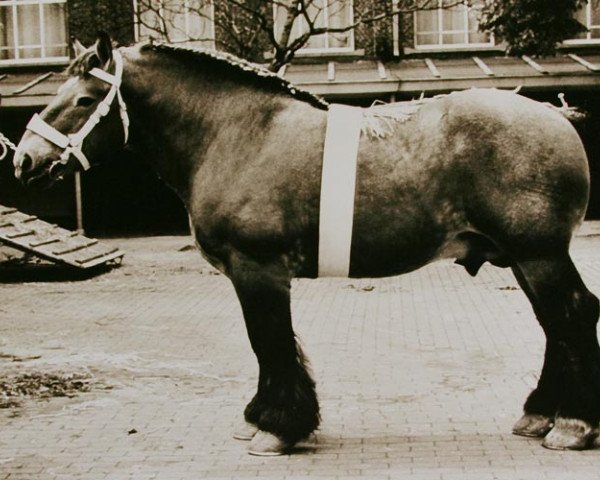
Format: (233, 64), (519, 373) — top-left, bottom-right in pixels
(275, 0), (354, 52)
(414, 0), (491, 49)
(0, 0), (68, 64)
(566, 0), (600, 43)
(135, 0), (215, 48)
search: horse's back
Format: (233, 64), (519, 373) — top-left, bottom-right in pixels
(350, 89), (589, 276)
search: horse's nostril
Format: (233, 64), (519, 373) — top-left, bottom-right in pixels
(20, 153), (33, 173)
(49, 160), (67, 180)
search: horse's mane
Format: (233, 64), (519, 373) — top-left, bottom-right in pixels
(137, 42), (329, 110)
(66, 42), (328, 110)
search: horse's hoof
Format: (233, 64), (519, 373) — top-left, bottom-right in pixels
(247, 430), (290, 456)
(542, 417), (599, 450)
(233, 421), (259, 441)
(512, 413), (554, 438)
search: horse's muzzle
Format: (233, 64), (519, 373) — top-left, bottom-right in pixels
(13, 149), (63, 188)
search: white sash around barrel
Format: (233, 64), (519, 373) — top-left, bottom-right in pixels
(318, 104), (363, 277)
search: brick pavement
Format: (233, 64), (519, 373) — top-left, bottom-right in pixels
(1, 225), (600, 479)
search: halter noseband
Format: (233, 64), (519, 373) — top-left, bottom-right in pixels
(25, 49), (129, 172)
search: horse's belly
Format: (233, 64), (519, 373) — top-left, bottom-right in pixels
(348, 225), (446, 278)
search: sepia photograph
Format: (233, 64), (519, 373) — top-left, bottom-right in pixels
(0, 0), (599, 478)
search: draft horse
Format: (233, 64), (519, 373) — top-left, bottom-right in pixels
(13, 34), (600, 455)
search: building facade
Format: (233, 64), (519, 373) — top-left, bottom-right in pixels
(1, 0), (600, 234)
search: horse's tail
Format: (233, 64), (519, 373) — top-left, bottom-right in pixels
(538, 95), (589, 150)
(554, 106), (588, 125)
(543, 94), (588, 126)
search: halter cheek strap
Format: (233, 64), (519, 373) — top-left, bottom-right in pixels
(25, 49), (129, 171)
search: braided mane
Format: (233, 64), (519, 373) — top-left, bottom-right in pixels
(139, 42), (329, 110)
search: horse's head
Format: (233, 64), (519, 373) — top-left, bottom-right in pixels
(14, 33), (128, 188)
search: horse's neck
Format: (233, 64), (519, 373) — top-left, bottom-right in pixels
(120, 50), (297, 202)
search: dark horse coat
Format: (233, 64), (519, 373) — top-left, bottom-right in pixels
(13, 35), (600, 454)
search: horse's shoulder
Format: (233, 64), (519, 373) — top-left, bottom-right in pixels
(190, 186), (291, 246)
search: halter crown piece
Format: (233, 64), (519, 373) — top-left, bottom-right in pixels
(24, 49), (129, 171)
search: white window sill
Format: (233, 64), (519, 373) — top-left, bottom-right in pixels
(263, 48), (365, 60)
(405, 45), (501, 55)
(560, 40), (600, 48)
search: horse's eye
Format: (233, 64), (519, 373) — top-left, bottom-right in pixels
(75, 96), (96, 107)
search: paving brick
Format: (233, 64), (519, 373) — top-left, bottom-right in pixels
(2, 229), (600, 479)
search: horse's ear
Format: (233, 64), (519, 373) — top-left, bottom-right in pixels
(92, 31), (113, 68)
(70, 37), (87, 58)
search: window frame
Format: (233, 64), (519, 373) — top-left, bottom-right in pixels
(133, 0), (216, 49)
(413, 0), (493, 51)
(564, 0), (600, 44)
(0, 0), (69, 66)
(274, 0), (356, 54)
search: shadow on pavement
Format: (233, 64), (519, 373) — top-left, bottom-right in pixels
(0, 262), (118, 283)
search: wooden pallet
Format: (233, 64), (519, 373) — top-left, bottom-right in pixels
(0, 204), (124, 269)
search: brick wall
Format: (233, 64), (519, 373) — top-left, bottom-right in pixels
(399, 11), (415, 52)
(212, 0), (272, 63)
(354, 0), (396, 60)
(67, 0), (135, 47)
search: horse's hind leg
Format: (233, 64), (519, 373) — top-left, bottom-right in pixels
(511, 255), (600, 449)
(511, 264), (560, 438)
(228, 251), (319, 455)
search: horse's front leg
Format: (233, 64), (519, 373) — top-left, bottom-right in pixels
(228, 250), (320, 455)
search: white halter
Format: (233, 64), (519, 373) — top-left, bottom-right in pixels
(25, 50), (129, 171)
